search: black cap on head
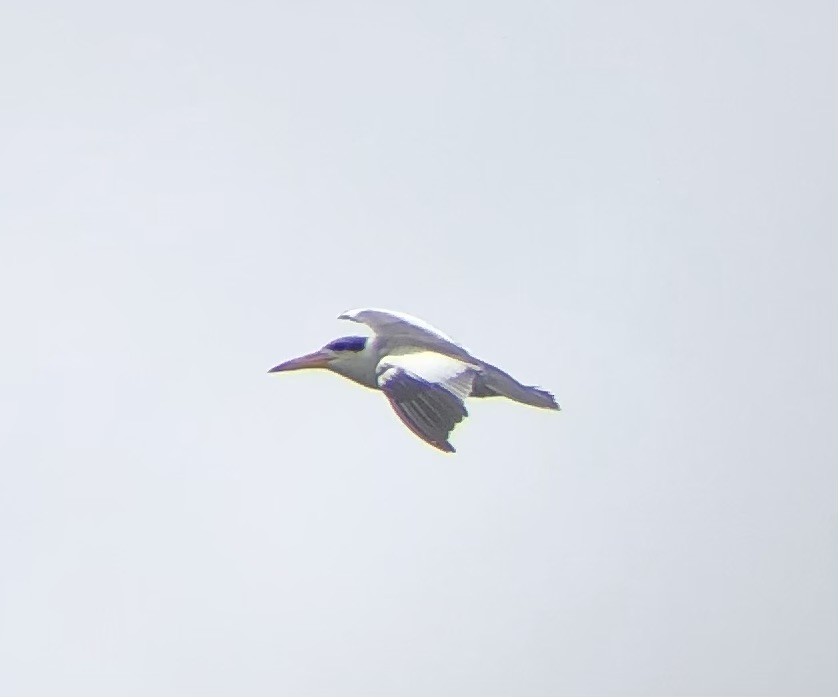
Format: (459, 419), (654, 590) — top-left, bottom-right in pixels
(325, 336), (367, 352)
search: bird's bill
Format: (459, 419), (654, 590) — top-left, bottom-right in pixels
(268, 349), (332, 373)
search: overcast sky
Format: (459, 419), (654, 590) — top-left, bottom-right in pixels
(1, 1), (836, 695)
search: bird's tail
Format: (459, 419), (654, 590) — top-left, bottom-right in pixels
(472, 363), (561, 410)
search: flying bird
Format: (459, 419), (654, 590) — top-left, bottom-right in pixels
(269, 308), (560, 452)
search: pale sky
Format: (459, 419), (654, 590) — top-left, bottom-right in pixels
(1, 1), (836, 695)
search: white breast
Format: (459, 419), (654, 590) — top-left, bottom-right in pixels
(377, 350), (478, 399)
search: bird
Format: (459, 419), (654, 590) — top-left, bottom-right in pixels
(268, 308), (560, 453)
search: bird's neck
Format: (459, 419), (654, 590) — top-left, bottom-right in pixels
(331, 340), (380, 389)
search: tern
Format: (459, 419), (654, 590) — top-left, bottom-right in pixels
(269, 308), (560, 453)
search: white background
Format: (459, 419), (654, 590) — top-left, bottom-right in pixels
(1, 1), (836, 694)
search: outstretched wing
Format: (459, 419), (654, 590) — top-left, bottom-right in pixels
(339, 308), (467, 351)
(376, 351), (478, 453)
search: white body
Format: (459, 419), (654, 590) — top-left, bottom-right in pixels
(270, 308), (560, 452)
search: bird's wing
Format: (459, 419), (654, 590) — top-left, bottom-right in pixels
(376, 351), (478, 453)
(339, 308), (465, 349)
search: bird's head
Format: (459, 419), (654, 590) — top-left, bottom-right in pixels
(268, 336), (369, 376)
